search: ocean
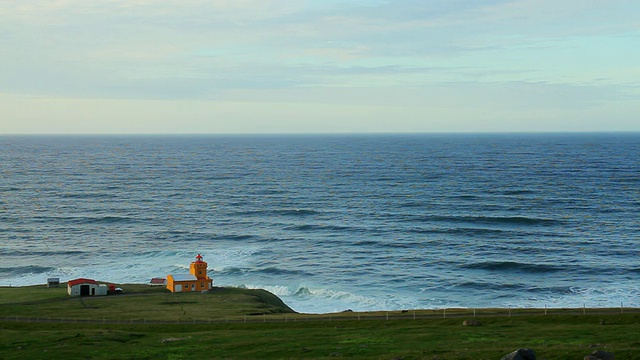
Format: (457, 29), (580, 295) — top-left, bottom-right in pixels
(1, 133), (639, 313)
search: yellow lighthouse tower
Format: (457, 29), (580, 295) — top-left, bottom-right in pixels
(166, 254), (214, 293)
(191, 254), (209, 280)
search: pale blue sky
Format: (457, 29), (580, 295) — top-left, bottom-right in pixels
(1, 0), (639, 134)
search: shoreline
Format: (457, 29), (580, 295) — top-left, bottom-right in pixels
(2, 283), (638, 316)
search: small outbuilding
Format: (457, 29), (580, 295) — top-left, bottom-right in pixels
(67, 278), (103, 297)
(47, 278), (60, 287)
(150, 278), (166, 286)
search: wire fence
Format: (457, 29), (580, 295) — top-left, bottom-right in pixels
(2, 305), (638, 325)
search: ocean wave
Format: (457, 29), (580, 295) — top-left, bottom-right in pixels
(408, 227), (509, 237)
(250, 189), (288, 196)
(60, 192), (116, 199)
(217, 266), (311, 277)
(378, 241), (421, 249)
(353, 240), (379, 246)
(463, 261), (562, 273)
(218, 267), (245, 275)
(283, 223), (355, 232)
(277, 209), (320, 216)
(238, 284), (382, 312)
(501, 190), (537, 196)
(178, 233), (256, 242)
(455, 194), (481, 200)
(454, 281), (580, 295)
(398, 201), (425, 208)
(0, 249), (86, 256)
(233, 209), (320, 217)
(0, 265), (56, 276)
(220, 234), (256, 241)
(455, 281), (526, 291)
(43, 215), (137, 224)
(409, 215), (558, 226)
(1, 186), (21, 192)
(170, 264), (190, 272)
(258, 267), (311, 276)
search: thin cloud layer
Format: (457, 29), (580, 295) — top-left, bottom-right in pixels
(1, 0), (639, 133)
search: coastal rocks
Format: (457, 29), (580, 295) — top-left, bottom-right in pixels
(462, 319), (481, 326)
(501, 348), (536, 360)
(585, 350), (614, 360)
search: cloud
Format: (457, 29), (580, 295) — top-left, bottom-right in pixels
(1, 1), (639, 133)
(3, 80), (637, 134)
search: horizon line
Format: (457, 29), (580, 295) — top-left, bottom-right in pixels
(1, 130), (639, 137)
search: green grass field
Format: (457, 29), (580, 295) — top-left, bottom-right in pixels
(1, 284), (639, 359)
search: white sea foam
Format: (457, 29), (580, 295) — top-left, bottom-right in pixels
(232, 283), (420, 314)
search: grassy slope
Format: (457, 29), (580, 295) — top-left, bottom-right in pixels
(1, 285), (639, 360)
(0, 284), (294, 321)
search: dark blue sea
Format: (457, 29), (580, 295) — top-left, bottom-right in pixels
(1, 133), (639, 313)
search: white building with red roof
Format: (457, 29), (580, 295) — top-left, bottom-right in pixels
(67, 278), (107, 297)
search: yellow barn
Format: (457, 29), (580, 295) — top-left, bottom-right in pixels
(166, 254), (213, 293)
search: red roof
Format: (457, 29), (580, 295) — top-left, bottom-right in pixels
(150, 278), (166, 284)
(67, 278), (98, 287)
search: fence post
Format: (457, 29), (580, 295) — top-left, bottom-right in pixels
(443, 309), (446, 319)
(621, 302), (624, 314)
(413, 311), (416, 320)
(473, 309), (476, 318)
(508, 307), (511, 318)
(583, 303), (586, 315)
(545, 305), (547, 316)
(386, 312), (389, 321)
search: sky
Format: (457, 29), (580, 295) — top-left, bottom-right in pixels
(1, 0), (639, 134)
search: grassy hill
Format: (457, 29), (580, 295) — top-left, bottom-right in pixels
(0, 284), (294, 322)
(1, 284), (639, 359)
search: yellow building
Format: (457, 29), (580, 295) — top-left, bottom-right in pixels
(166, 254), (213, 293)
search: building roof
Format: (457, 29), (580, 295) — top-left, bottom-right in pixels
(67, 278), (98, 287)
(169, 274), (197, 282)
(150, 278), (166, 285)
